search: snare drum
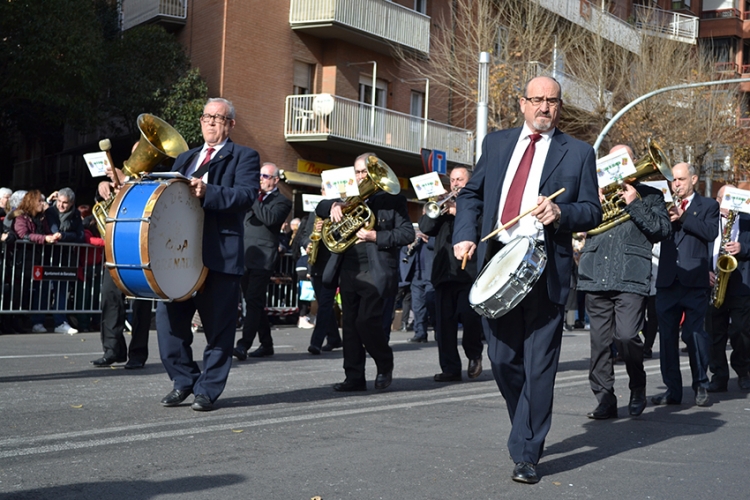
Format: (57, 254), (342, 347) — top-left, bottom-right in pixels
(105, 178), (208, 301)
(469, 236), (546, 319)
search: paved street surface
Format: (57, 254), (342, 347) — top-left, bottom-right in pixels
(0, 324), (747, 499)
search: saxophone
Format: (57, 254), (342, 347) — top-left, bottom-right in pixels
(712, 210), (738, 308)
(307, 216), (323, 266)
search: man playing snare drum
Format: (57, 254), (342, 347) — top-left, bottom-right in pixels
(453, 76), (601, 484)
(156, 98), (259, 412)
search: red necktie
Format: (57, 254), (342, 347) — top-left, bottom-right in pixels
(680, 199), (688, 211)
(501, 133), (542, 224)
(258, 191), (265, 203)
(201, 147), (214, 167)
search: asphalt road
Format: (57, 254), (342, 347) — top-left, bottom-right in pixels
(0, 324), (747, 500)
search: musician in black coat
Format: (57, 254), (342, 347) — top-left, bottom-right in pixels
(453, 77), (601, 484)
(156, 98), (258, 412)
(419, 166), (484, 382)
(316, 153), (415, 392)
(652, 162), (719, 407)
(233, 162), (292, 360)
(706, 184), (750, 392)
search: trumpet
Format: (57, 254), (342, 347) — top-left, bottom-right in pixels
(425, 190), (458, 219)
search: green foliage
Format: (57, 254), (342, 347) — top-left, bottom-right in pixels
(0, 0), (114, 137)
(103, 24), (189, 135)
(155, 68), (208, 147)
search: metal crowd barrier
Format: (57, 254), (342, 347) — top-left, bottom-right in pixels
(0, 241), (298, 315)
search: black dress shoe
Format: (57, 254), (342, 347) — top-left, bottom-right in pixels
(650, 392), (680, 406)
(467, 358), (482, 379)
(628, 388), (647, 416)
(160, 389), (192, 407)
(91, 356), (126, 367)
(512, 462), (539, 484)
(434, 372), (462, 382)
(707, 381), (728, 393)
(191, 394), (214, 411)
(308, 345), (321, 355)
(124, 360), (145, 370)
(248, 345), (274, 358)
(587, 402), (618, 419)
(321, 339), (342, 351)
(695, 386), (709, 407)
(233, 347), (248, 361)
(374, 371), (392, 390)
(333, 379), (367, 392)
(407, 335), (427, 343)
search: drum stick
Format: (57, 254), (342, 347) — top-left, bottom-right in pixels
(99, 138), (121, 190)
(480, 187), (566, 242)
(461, 253), (468, 270)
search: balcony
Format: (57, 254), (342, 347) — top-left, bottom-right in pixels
(289, 0), (430, 56)
(535, 0), (641, 54)
(634, 4), (698, 45)
(284, 94), (474, 165)
(122, 0), (187, 31)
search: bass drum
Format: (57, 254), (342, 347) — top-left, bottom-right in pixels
(469, 236), (546, 319)
(105, 177), (208, 301)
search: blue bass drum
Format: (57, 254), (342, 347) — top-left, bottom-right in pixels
(105, 178), (208, 301)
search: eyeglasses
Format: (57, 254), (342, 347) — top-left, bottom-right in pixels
(523, 96), (561, 107)
(200, 113), (230, 123)
(260, 173), (278, 180)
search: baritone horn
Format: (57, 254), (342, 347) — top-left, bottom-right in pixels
(321, 155), (400, 253)
(587, 139), (673, 236)
(92, 114), (189, 236)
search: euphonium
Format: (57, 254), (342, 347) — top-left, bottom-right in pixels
(321, 155), (400, 253)
(588, 139), (673, 236)
(92, 114), (189, 236)
(712, 210), (738, 308)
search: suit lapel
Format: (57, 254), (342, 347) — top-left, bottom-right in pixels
(539, 129), (567, 191)
(486, 129), (521, 224)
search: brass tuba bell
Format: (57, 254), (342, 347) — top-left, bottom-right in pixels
(92, 114), (189, 236)
(321, 155), (401, 253)
(587, 139), (673, 236)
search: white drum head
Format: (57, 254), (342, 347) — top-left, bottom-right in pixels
(145, 181), (205, 300)
(470, 237), (531, 305)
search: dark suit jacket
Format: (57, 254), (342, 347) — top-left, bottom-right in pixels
(243, 189), (292, 271)
(709, 212), (750, 297)
(316, 191), (415, 298)
(171, 139), (259, 276)
(419, 212), (479, 286)
(453, 127), (601, 306)
(656, 192), (719, 289)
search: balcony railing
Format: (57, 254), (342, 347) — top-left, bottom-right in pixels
(634, 4), (698, 45)
(715, 62), (740, 74)
(284, 94), (474, 165)
(122, 0), (187, 31)
(289, 0), (430, 55)
(701, 9), (741, 20)
(535, 0), (641, 54)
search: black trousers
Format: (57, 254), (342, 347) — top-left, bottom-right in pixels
(655, 284), (711, 401)
(99, 270), (151, 363)
(586, 291), (647, 406)
(339, 268), (394, 382)
(236, 268), (273, 350)
(434, 282), (483, 375)
(643, 294), (658, 353)
(706, 294), (750, 385)
(309, 274), (341, 349)
(485, 271), (562, 465)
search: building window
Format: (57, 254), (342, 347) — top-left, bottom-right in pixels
(414, 0), (427, 14)
(293, 61), (313, 95)
(410, 91), (425, 117)
(359, 75), (387, 107)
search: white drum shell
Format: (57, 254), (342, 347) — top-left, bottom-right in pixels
(469, 236), (547, 319)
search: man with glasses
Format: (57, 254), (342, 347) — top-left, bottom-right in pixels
(233, 162), (291, 360)
(156, 97), (259, 412)
(454, 76), (601, 484)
